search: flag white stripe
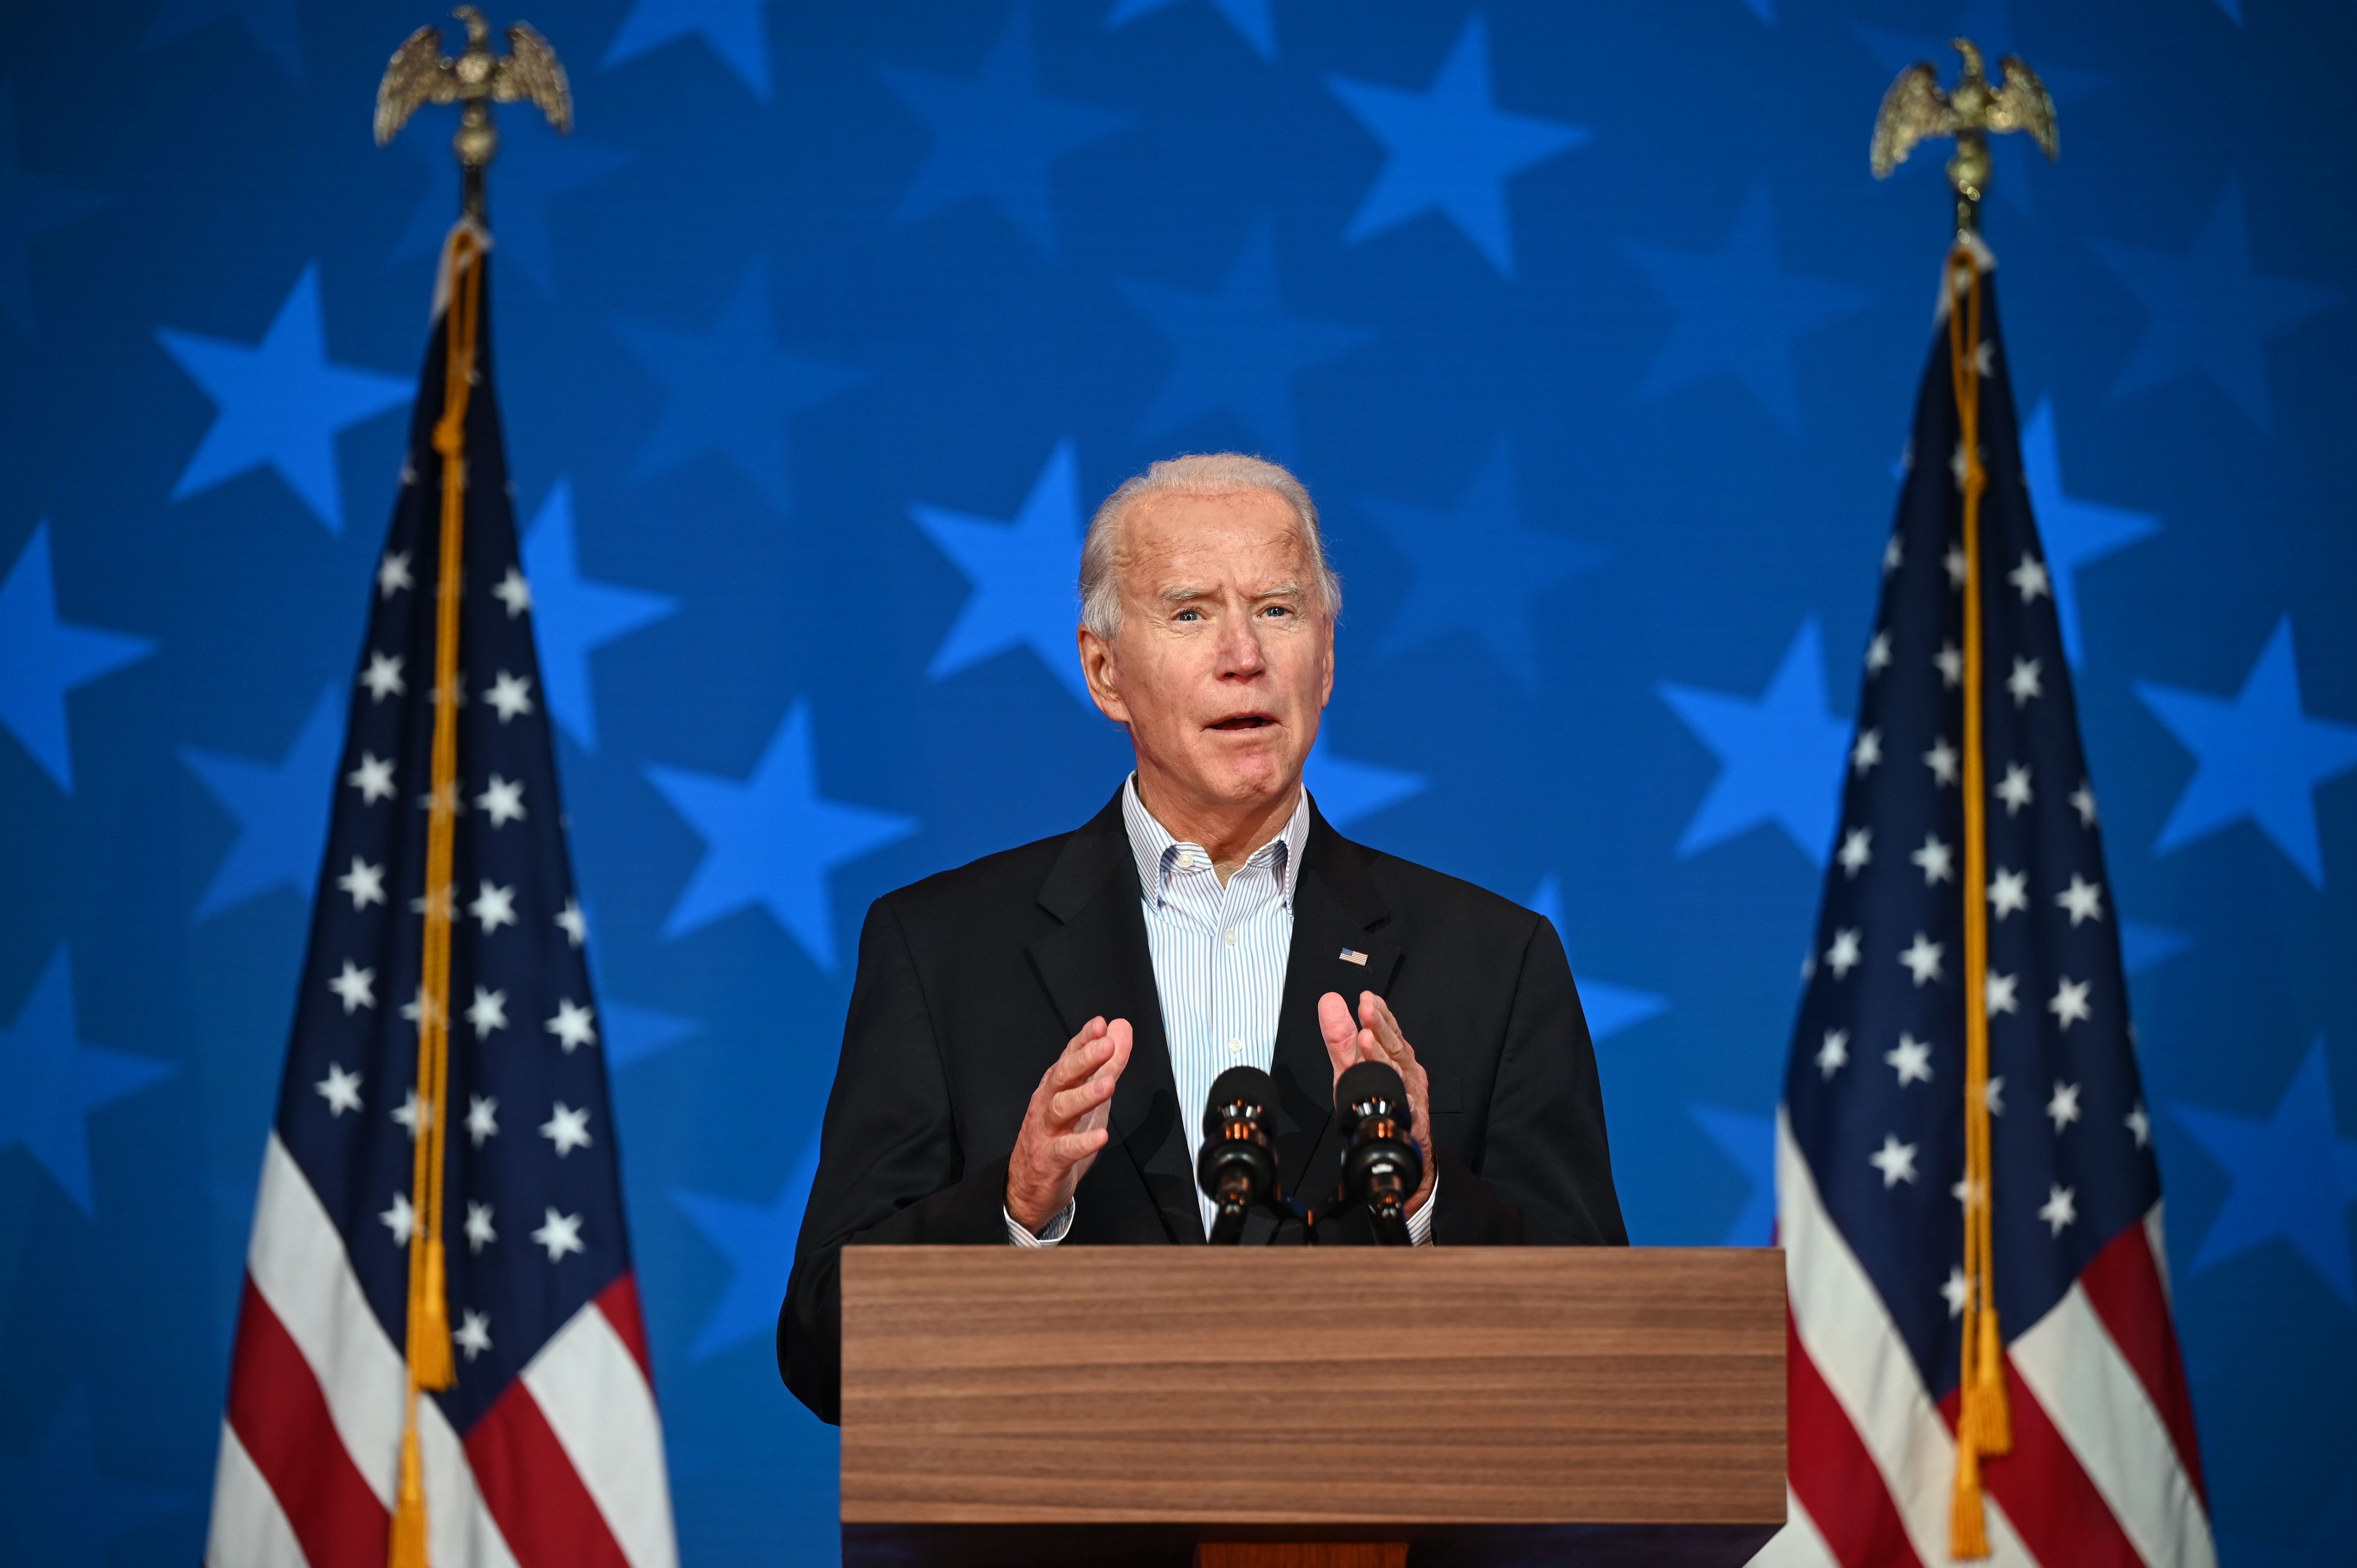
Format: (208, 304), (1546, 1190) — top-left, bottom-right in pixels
(1744, 1485), (1840, 1568)
(205, 1419), (310, 1568)
(2144, 1201), (2175, 1314)
(1779, 1110), (2041, 1568)
(521, 1300), (680, 1568)
(2010, 1284), (2217, 1568)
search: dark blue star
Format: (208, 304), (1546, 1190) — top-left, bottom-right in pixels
(610, 261), (866, 514)
(2173, 1039), (2357, 1304)
(1104, 0), (1276, 61)
(1120, 222), (1372, 459)
(602, 0), (774, 99)
(0, 1385), (186, 1568)
(1362, 440), (1601, 686)
(2020, 399), (2159, 669)
(388, 114), (631, 292)
(0, 948), (175, 1213)
(1525, 875), (1669, 1042)
(645, 700), (919, 968)
(604, 1002), (702, 1071)
(1326, 14), (1588, 278)
(1691, 1105), (1774, 1246)
(1622, 184), (1870, 434)
(1305, 732), (1426, 829)
(520, 481), (677, 752)
(911, 440), (1090, 707)
(0, 523), (155, 795)
(156, 266), (412, 533)
(140, 0), (300, 79)
(1659, 618), (1848, 867)
(0, 83), (115, 336)
(2120, 920), (2193, 976)
(2138, 617), (2357, 888)
(181, 685), (339, 920)
(671, 1138), (820, 1361)
(2094, 183), (2341, 433)
(879, 7), (1131, 258)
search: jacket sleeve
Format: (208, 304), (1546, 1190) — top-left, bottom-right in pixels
(1432, 914), (1629, 1248)
(778, 899), (1010, 1425)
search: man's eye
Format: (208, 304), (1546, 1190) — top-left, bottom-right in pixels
(1263, 605), (1292, 618)
(1175, 609), (1202, 622)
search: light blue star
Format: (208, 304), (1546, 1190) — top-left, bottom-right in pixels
(1659, 618), (1849, 867)
(603, 0), (774, 99)
(0, 1385), (186, 1568)
(1104, 0), (1276, 60)
(2173, 1039), (2357, 1304)
(0, 83), (115, 336)
(140, 0), (300, 78)
(2138, 617), (2357, 888)
(2020, 399), (2159, 669)
(1622, 184), (1870, 433)
(521, 481), (677, 752)
(1362, 440), (1601, 686)
(610, 261), (866, 514)
(604, 1002), (702, 1070)
(1120, 222), (1373, 458)
(879, 7), (1131, 258)
(180, 685), (339, 919)
(1305, 733), (1426, 829)
(646, 701), (919, 968)
(2094, 183), (2341, 433)
(0, 948), (175, 1213)
(1326, 14), (1588, 277)
(671, 1137), (820, 1361)
(2120, 920), (2193, 976)
(156, 266), (412, 533)
(389, 114), (630, 291)
(0, 523), (155, 794)
(1525, 875), (1669, 1042)
(911, 440), (1089, 707)
(1691, 1105), (1774, 1247)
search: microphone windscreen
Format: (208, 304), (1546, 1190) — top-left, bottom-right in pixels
(1335, 1059), (1407, 1128)
(1201, 1065), (1278, 1136)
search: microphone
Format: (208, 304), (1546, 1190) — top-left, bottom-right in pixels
(1196, 1065), (1281, 1245)
(1335, 1060), (1422, 1247)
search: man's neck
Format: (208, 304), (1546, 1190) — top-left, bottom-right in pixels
(1133, 768), (1301, 885)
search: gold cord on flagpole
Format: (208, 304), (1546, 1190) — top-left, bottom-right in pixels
(1944, 245), (2010, 1561)
(391, 221), (484, 1568)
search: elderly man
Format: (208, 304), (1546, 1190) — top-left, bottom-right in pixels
(779, 453), (1624, 1423)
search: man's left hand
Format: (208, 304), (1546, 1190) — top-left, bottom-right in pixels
(1317, 990), (1435, 1218)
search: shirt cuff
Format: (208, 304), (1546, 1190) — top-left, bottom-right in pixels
(1408, 1172), (1438, 1247)
(1006, 1199), (1075, 1246)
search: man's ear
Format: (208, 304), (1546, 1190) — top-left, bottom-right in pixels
(1078, 626), (1128, 724)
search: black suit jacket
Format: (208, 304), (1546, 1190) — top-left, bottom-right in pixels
(778, 788), (1627, 1423)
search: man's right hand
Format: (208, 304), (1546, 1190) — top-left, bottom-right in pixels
(1006, 1017), (1133, 1236)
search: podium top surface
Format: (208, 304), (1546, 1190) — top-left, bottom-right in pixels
(839, 1246), (1784, 1530)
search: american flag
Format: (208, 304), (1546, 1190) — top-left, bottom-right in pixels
(1773, 245), (2212, 1568)
(205, 228), (677, 1568)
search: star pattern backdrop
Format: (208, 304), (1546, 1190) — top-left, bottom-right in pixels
(0, 2), (2351, 1564)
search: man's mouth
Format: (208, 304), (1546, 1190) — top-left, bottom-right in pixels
(1208, 713), (1277, 731)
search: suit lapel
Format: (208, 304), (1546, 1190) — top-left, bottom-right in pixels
(1026, 790), (1199, 1243)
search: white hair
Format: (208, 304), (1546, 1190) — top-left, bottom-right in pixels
(1078, 452), (1342, 639)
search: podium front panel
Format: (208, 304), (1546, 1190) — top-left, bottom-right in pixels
(839, 1247), (1783, 1529)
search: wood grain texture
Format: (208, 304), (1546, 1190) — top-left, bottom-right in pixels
(839, 1248), (1783, 1527)
(1194, 1545), (1406, 1568)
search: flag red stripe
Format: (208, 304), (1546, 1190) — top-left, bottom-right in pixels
(1936, 1360), (2141, 1568)
(225, 1276), (391, 1567)
(465, 1376), (634, 1568)
(2078, 1220), (2207, 1504)
(595, 1273), (655, 1388)
(1785, 1301), (1924, 1568)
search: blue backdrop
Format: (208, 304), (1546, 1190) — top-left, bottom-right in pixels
(2, 1), (2352, 1563)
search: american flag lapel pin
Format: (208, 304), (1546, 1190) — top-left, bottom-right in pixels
(1339, 948), (1368, 966)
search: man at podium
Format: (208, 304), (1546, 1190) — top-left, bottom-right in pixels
(780, 454), (1625, 1423)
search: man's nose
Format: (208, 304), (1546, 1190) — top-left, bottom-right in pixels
(1215, 611), (1267, 678)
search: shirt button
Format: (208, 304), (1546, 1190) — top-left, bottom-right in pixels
(1226, 1039), (1242, 1056)
(1224, 929), (1237, 947)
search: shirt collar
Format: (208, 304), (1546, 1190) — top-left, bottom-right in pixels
(1121, 773), (1309, 907)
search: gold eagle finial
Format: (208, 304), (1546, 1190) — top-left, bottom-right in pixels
(1871, 39), (2057, 235)
(376, 8), (571, 218)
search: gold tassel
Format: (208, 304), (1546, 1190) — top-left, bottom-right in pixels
(413, 1239), (456, 1390)
(1950, 1439), (1989, 1559)
(390, 1421), (430, 1568)
(1971, 1309), (2010, 1453)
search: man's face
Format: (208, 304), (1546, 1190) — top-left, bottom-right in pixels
(1080, 488), (1334, 814)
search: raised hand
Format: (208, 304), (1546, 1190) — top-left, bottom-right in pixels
(1318, 991), (1435, 1218)
(1006, 1016), (1133, 1235)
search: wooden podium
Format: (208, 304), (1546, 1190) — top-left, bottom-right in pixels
(839, 1247), (1785, 1567)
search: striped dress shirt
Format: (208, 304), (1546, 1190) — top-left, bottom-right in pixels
(1008, 775), (1432, 1245)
